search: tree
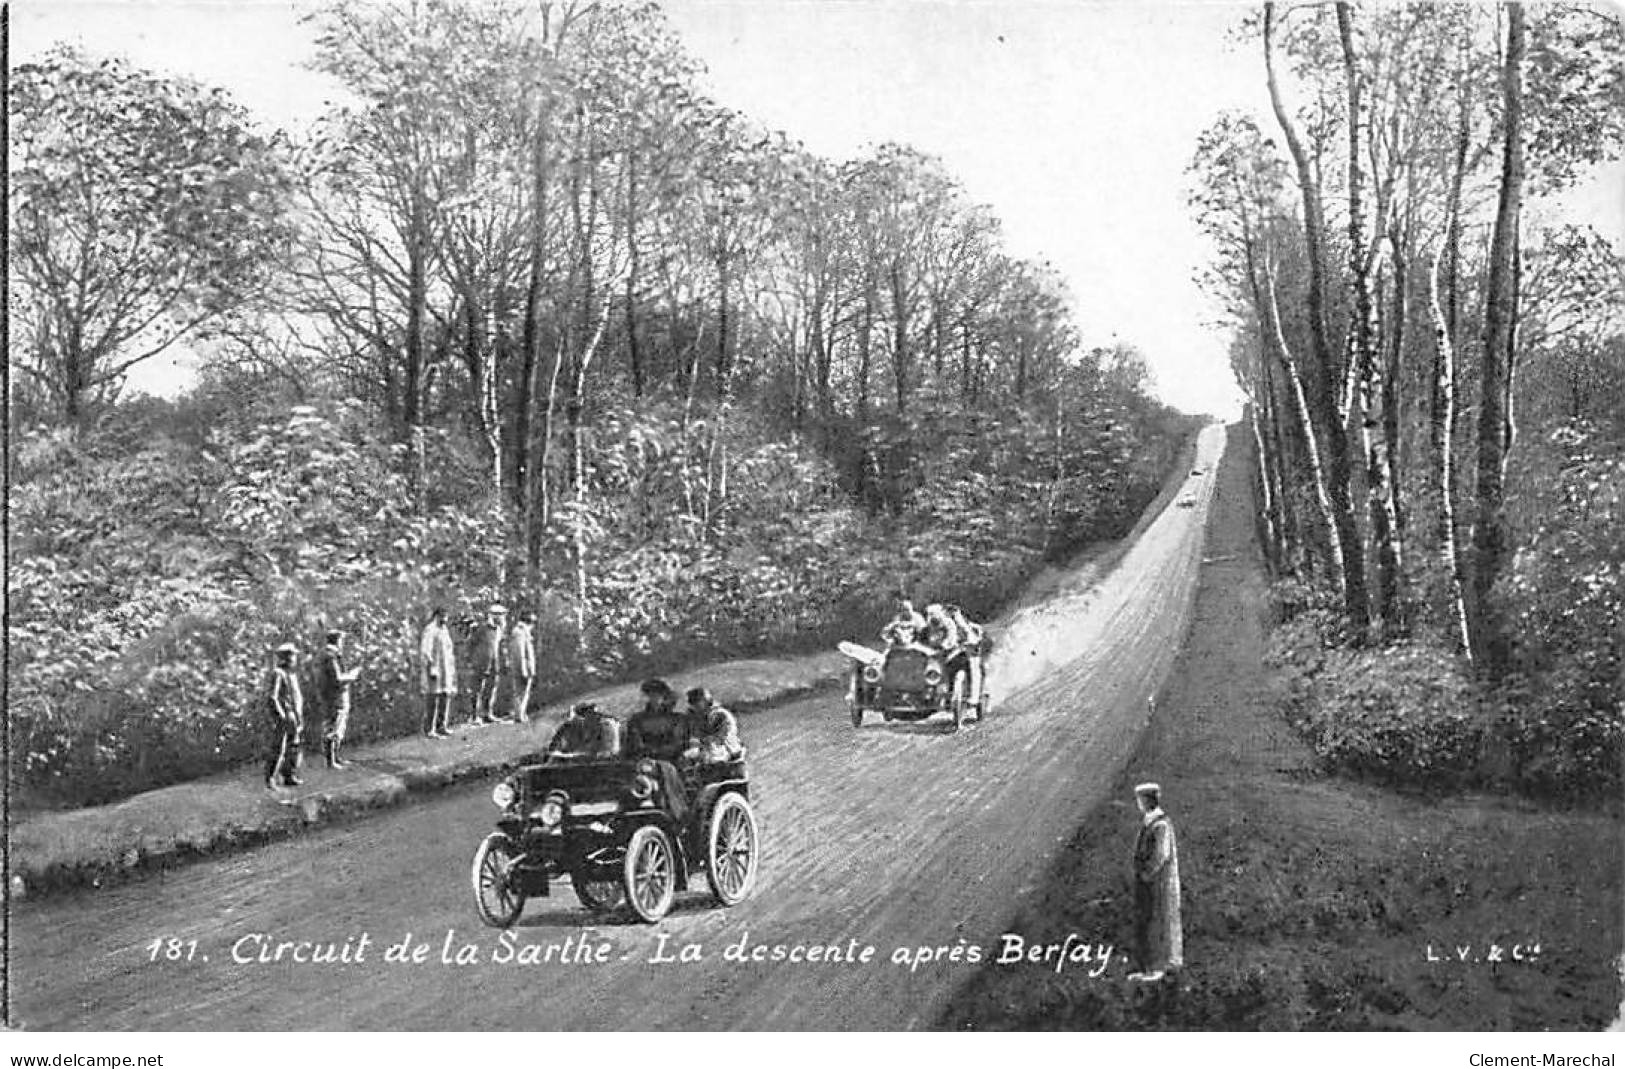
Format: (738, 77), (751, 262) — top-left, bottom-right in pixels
(9, 48), (293, 425)
(1468, 1), (1527, 673)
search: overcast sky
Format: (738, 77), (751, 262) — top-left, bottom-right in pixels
(13, 0), (1623, 419)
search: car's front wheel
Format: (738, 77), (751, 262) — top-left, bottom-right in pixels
(706, 792), (759, 906)
(471, 832), (526, 928)
(623, 825), (678, 923)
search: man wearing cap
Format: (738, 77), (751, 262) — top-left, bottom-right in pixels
(419, 606), (456, 738)
(546, 702), (623, 760)
(508, 609), (537, 723)
(474, 604), (508, 724)
(1129, 782), (1183, 982)
(318, 630), (361, 769)
(683, 687), (742, 766)
(264, 643), (305, 789)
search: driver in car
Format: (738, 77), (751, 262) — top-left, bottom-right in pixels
(545, 701), (623, 760)
(881, 599), (926, 646)
(626, 679), (691, 824)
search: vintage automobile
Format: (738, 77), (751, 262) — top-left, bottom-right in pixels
(840, 640), (988, 730)
(470, 751), (759, 926)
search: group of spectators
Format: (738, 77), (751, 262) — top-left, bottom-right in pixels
(417, 603), (538, 738)
(260, 602), (537, 792)
(261, 605), (742, 798)
(263, 629), (360, 790)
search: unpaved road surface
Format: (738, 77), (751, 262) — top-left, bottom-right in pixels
(10, 425), (1224, 1031)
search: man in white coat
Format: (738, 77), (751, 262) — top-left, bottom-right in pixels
(419, 606), (457, 738)
(507, 609), (537, 723)
(1129, 781), (1183, 982)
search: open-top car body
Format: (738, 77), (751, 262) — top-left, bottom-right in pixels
(844, 641), (987, 730)
(471, 753), (758, 926)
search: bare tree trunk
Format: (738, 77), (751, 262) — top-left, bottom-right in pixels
(890, 260), (909, 414)
(1265, 1), (1368, 630)
(1340, 3), (1400, 640)
(1265, 259), (1342, 587)
(856, 281), (874, 420)
(570, 298), (614, 654)
(1383, 221), (1408, 579)
(1470, 2), (1526, 674)
(625, 154), (644, 398)
(1428, 238), (1472, 657)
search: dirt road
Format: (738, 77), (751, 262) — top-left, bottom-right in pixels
(10, 424), (1224, 1031)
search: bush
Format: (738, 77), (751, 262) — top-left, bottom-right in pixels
(10, 390), (1194, 809)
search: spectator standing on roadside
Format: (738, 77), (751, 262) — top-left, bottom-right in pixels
(1128, 782), (1183, 982)
(318, 629), (360, 769)
(473, 604), (508, 723)
(419, 606), (456, 738)
(508, 609), (537, 723)
(264, 643), (305, 790)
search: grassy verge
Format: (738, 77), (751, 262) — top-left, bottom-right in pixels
(938, 423), (1623, 1031)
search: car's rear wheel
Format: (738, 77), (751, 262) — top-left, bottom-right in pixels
(572, 869), (625, 914)
(705, 792), (759, 906)
(623, 825), (678, 923)
(471, 833), (525, 928)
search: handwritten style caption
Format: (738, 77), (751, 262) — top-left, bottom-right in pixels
(146, 929), (1116, 977)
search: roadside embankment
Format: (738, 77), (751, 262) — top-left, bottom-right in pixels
(940, 422), (1623, 1031)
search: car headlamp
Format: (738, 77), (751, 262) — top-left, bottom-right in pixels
(630, 773), (657, 801)
(537, 790), (568, 828)
(924, 663), (943, 685)
(491, 781), (517, 809)
(862, 664), (882, 683)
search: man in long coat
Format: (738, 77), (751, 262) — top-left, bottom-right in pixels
(507, 609), (537, 723)
(1129, 782), (1183, 981)
(419, 607), (457, 738)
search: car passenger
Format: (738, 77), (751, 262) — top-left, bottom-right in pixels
(626, 679), (690, 824)
(921, 603), (962, 652)
(881, 599), (926, 647)
(546, 701), (623, 760)
(683, 687), (743, 766)
(946, 604), (985, 700)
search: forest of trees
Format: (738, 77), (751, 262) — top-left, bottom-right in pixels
(7, 0), (1193, 805)
(1190, 1), (1622, 795)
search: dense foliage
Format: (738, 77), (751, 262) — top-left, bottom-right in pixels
(7, 4), (1194, 807)
(1190, 3), (1623, 797)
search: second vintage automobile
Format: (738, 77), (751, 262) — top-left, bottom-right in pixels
(839, 639), (988, 730)
(471, 750), (759, 926)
